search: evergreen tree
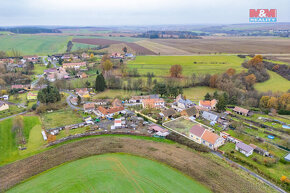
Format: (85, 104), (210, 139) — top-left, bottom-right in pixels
(204, 93), (211, 100)
(37, 85), (61, 104)
(216, 95), (226, 112)
(77, 95), (82, 105)
(223, 92), (229, 105)
(95, 74), (106, 92)
(213, 91), (219, 99)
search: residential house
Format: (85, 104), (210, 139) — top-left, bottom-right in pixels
(202, 111), (219, 122)
(142, 98), (165, 109)
(149, 125), (169, 136)
(172, 94), (193, 111)
(112, 98), (123, 108)
(94, 99), (110, 106)
(77, 72), (88, 79)
(111, 53), (123, 59)
(23, 55), (39, 63)
(199, 99), (217, 110)
(11, 84), (30, 90)
(195, 105), (209, 112)
(249, 144), (269, 156)
(235, 142), (254, 157)
(81, 53), (90, 59)
(0, 101), (9, 111)
(62, 62), (86, 69)
(83, 103), (96, 113)
(75, 88), (90, 99)
(70, 97), (78, 106)
(95, 106), (125, 118)
(27, 92), (37, 100)
(180, 106), (199, 118)
(160, 108), (176, 119)
(201, 130), (224, 150)
(189, 125), (206, 144)
(129, 95), (159, 103)
(233, 106), (250, 116)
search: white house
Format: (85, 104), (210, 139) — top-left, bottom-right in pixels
(235, 142), (254, 157)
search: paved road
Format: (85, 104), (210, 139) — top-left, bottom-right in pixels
(0, 111), (27, 122)
(62, 90), (82, 110)
(212, 151), (286, 193)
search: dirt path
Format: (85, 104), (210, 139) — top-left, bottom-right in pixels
(0, 137), (273, 193)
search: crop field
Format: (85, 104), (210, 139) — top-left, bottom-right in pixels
(72, 38), (156, 55)
(151, 36), (290, 54)
(127, 55), (245, 76)
(41, 109), (83, 129)
(7, 153), (210, 193)
(136, 40), (191, 55)
(71, 42), (99, 51)
(0, 34), (71, 55)
(164, 117), (199, 136)
(254, 71), (290, 93)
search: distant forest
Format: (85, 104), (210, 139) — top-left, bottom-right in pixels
(0, 27), (61, 34)
(137, 31), (204, 39)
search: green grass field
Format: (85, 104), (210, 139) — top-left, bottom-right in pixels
(164, 117), (199, 136)
(7, 153), (211, 193)
(92, 89), (141, 99)
(0, 115), (43, 165)
(254, 71), (290, 93)
(41, 109), (83, 129)
(127, 55), (245, 77)
(183, 86), (219, 102)
(0, 34), (71, 55)
(71, 42), (99, 51)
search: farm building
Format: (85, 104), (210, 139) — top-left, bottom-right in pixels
(94, 99), (110, 106)
(235, 142), (254, 157)
(233, 106), (250, 116)
(95, 106), (125, 118)
(180, 106), (199, 118)
(199, 99), (217, 110)
(249, 144), (269, 156)
(189, 125), (206, 144)
(142, 98), (165, 109)
(0, 101), (9, 111)
(149, 125), (169, 136)
(160, 108), (176, 119)
(201, 130), (224, 150)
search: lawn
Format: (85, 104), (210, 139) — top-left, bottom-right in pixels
(92, 89), (141, 100)
(33, 64), (46, 75)
(254, 71), (290, 93)
(0, 34), (71, 55)
(164, 117), (198, 136)
(0, 115), (43, 165)
(41, 109), (83, 129)
(127, 55), (245, 77)
(183, 86), (219, 102)
(7, 153), (211, 193)
(0, 105), (25, 119)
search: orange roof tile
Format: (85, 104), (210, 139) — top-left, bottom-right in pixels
(202, 130), (220, 144)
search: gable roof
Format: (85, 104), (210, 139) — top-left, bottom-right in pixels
(201, 130), (220, 144)
(142, 98), (165, 106)
(189, 125), (205, 137)
(181, 106), (198, 116)
(236, 142), (254, 153)
(149, 125), (168, 133)
(98, 106), (124, 115)
(83, 103), (95, 110)
(202, 111), (219, 121)
(199, 99), (217, 108)
(233, 106), (249, 114)
(162, 108), (176, 117)
(112, 98), (122, 107)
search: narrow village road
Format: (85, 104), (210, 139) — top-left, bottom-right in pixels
(62, 90), (82, 110)
(0, 111), (27, 122)
(211, 151), (287, 193)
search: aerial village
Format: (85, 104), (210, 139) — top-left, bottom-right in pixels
(0, 50), (289, 189)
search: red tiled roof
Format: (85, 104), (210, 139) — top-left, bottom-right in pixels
(83, 103), (95, 110)
(98, 106), (124, 115)
(189, 125), (205, 137)
(202, 130), (220, 144)
(233, 106), (249, 114)
(63, 62), (86, 67)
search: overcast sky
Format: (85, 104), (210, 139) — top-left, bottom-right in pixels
(0, 0), (289, 26)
